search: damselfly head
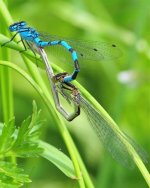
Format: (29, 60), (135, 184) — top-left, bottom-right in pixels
(9, 21), (27, 32)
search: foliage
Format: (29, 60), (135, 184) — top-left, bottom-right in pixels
(0, 101), (76, 187)
(0, 161), (31, 188)
(0, 0), (149, 188)
(0, 101), (43, 187)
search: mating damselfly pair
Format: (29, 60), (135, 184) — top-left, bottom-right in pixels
(2, 21), (121, 83)
(1, 21), (148, 169)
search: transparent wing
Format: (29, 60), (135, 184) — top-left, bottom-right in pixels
(39, 33), (122, 62)
(78, 96), (148, 169)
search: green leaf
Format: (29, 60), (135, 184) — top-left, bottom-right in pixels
(11, 102), (44, 158)
(0, 118), (15, 153)
(13, 143), (43, 158)
(28, 101), (45, 140)
(0, 102), (44, 187)
(38, 140), (76, 179)
(0, 161), (31, 187)
(0, 101), (44, 158)
(12, 116), (32, 148)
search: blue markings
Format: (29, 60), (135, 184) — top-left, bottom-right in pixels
(6, 22), (121, 83)
(7, 21), (81, 83)
(72, 51), (78, 61)
(9, 21), (27, 32)
(33, 38), (48, 47)
(50, 41), (59, 45)
(61, 41), (71, 50)
(75, 69), (80, 72)
(63, 69), (79, 82)
(63, 75), (73, 82)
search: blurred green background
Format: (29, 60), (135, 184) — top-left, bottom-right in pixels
(0, 0), (150, 187)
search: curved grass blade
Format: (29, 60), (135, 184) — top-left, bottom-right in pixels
(0, 34), (43, 67)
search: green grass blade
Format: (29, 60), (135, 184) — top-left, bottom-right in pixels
(51, 63), (150, 186)
(0, 60), (88, 188)
(0, 18), (14, 124)
(0, 30), (149, 185)
(38, 140), (76, 178)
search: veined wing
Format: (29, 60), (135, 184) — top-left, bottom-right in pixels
(39, 33), (122, 62)
(78, 95), (148, 168)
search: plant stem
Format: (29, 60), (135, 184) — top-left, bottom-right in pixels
(0, 33), (149, 187)
(0, 1), (92, 185)
(0, 11), (14, 124)
(0, 60), (89, 188)
(51, 64), (150, 187)
(22, 56), (87, 188)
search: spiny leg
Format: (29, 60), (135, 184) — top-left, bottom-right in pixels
(25, 41), (39, 66)
(1, 32), (19, 46)
(56, 81), (80, 119)
(25, 41), (36, 57)
(63, 81), (76, 90)
(19, 38), (28, 52)
(59, 81), (79, 101)
(61, 84), (73, 91)
(17, 40), (22, 44)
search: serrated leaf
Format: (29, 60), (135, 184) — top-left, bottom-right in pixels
(11, 101), (44, 158)
(14, 143), (43, 158)
(0, 101), (44, 160)
(0, 182), (19, 188)
(29, 101), (44, 132)
(0, 118), (15, 153)
(0, 161), (31, 187)
(12, 116), (32, 148)
(38, 141), (76, 179)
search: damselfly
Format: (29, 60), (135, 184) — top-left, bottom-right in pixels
(2, 24), (147, 168)
(2, 21), (122, 83)
(36, 47), (148, 169)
